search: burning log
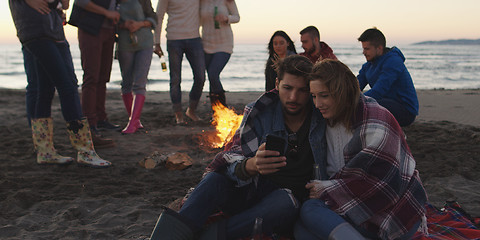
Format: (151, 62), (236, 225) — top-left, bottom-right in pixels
(139, 151), (193, 170)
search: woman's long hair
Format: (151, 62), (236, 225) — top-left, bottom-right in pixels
(309, 59), (360, 129)
(267, 30), (297, 58)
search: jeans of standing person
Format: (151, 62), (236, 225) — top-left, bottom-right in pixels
(23, 39), (83, 124)
(179, 172), (300, 238)
(166, 37), (205, 112)
(376, 98), (416, 127)
(118, 48), (153, 95)
(205, 52), (231, 94)
(294, 199), (420, 240)
(78, 27), (115, 127)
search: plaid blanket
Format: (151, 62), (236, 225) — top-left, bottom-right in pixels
(319, 96), (428, 240)
(413, 202), (480, 240)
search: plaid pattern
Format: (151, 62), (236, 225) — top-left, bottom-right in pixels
(206, 91), (278, 174)
(413, 202), (480, 240)
(319, 96), (428, 240)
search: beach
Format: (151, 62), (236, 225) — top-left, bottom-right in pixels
(0, 88), (479, 239)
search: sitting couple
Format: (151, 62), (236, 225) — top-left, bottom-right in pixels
(148, 55), (427, 240)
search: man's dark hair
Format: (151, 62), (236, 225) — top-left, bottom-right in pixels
(300, 26), (320, 40)
(357, 27), (386, 48)
(277, 55), (313, 82)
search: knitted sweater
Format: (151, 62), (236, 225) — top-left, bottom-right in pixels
(154, 0), (200, 44)
(200, 0), (240, 54)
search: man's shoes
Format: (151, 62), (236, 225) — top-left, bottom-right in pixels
(97, 120), (120, 130)
(90, 127), (115, 149)
(91, 133), (115, 149)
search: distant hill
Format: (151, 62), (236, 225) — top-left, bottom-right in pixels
(413, 39), (480, 45)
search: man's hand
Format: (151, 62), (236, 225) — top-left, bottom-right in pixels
(25, 0), (51, 15)
(305, 180), (325, 199)
(245, 143), (286, 175)
(154, 44), (163, 58)
(105, 10), (120, 24)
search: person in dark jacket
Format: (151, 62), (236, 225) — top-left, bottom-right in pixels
(357, 27), (419, 127)
(299, 26), (337, 63)
(9, 0), (112, 168)
(68, 0), (120, 145)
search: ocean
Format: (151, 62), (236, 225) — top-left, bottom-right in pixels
(1, 43), (479, 91)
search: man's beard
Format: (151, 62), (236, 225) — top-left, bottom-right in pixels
(307, 44), (317, 54)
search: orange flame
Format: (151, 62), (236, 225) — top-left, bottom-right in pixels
(210, 102), (243, 148)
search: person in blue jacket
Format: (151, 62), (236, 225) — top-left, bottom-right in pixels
(357, 28), (419, 126)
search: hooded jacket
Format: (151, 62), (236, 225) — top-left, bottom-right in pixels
(357, 47), (419, 116)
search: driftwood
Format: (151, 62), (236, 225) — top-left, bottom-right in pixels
(139, 151), (193, 170)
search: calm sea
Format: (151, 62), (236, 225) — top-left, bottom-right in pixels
(1, 43), (479, 91)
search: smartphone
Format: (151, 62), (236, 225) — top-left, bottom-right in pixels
(265, 134), (286, 156)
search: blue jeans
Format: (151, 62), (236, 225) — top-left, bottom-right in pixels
(179, 172), (300, 238)
(295, 199), (420, 240)
(205, 52), (231, 94)
(166, 38), (205, 112)
(118, 48), (153, 95)
(377, 98), (416, 127)
(23, 39), (82, 124)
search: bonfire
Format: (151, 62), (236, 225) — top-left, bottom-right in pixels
(209, 102), (243, 148)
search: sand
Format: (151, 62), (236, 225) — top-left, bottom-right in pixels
(0, 88), (479, 239)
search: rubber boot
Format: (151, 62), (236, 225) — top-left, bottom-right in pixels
(328, 222), (365, 240)
(66, 118), (112, 168)
(31, 118), (74, 165)
(122, 94), (145, 134)
(122, 93), (144, 129)
(150, 206), (195, 240)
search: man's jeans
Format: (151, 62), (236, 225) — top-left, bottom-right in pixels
(118, 48), (153, 95)
(205, 52), (231, 94)
(166, 38), (205, 112)
(179, 172), (300, 238)
(377, 98), (416, 127)
(78, 27), (115, 126)
(23, 39), (82, 124)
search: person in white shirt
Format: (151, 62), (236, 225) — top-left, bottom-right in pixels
(154, 0), (206, 124)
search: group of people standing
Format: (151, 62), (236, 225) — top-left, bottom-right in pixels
(9, 0), (239, 168)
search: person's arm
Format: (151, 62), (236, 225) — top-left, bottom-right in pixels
(225, 0), (239, 24)
(357, 64), (368, 91)
(153, 0), (167, 57)
(76, 0), (120, 24)
(25, 0), (50, 14)
(140, 0), (157, 28)
(364, 57), (404, 99)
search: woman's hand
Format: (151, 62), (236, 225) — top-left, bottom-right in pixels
(306, 180), (325, 199)
(25, 0), (51, 15)
(245, 143), (287, 176)
(125, 20), (148, 33)
(214, 13), (228, 24)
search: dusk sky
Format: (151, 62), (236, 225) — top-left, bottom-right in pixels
(2, 0), (479, 45)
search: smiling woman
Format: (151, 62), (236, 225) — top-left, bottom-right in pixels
(296, 59), (428, 239)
